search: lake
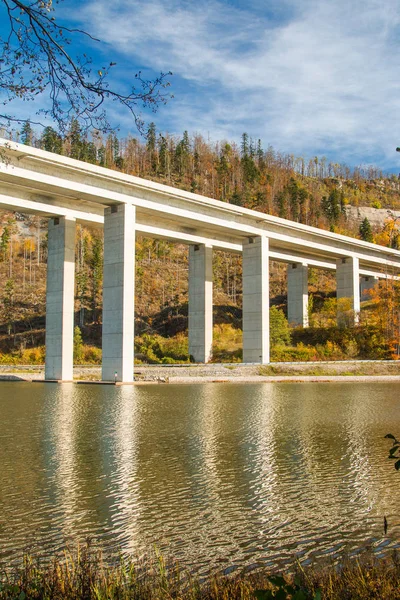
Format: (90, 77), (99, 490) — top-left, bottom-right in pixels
(0, 381), (399, 574)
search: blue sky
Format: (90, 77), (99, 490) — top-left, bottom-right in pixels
(3, 0), (400, 170)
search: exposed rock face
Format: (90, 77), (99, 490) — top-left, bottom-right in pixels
(345, 205), (400, 228)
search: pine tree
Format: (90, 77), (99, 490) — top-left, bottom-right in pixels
(288, 178), (299, 222)
(68, 119), (83, 160)
(241, 132), (249, 158)
(146, 122), (157, 173)
(40, 126), (62, 154)
(359, 217), (374, 242)
(20, 121), (33, 145)
(321, 189), (341, 224)
(158, 135), (169, 176)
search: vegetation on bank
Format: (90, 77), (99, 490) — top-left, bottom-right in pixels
(1, 545), (400, 600)
(0, 291), (399, 365)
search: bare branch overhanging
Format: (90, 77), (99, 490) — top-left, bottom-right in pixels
(0, 0), (173, 134)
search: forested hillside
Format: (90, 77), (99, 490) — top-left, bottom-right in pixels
(0, 122), (400, 363)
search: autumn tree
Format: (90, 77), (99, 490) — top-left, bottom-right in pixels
(369, 279), (400, 357)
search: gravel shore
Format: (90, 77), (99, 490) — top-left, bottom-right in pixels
(1, 361), (400, 383)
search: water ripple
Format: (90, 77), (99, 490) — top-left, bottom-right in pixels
(0, 381), (399, 572)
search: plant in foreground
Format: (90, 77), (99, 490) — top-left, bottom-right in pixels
(255, 574), (321, 600)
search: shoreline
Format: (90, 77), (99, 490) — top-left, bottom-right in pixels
(1, 361), (400, 384)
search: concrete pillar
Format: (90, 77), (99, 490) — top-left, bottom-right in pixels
(336, 256), (360, 325)
(287, 263), (309, 327)
(188, 244), (213, 362)
(360, 275), (378, 299)
(45, 216), (76, 381)
(242, 236), (269, 363)
(102, 204), (135, 382)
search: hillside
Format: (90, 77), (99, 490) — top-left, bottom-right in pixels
(0, 124), (399, 362)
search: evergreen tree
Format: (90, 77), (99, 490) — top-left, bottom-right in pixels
(20, 121), (33, 145)
(298, 187), (308, 224)
(359, 217), (374, 242)
(0, 226), (11, 260)
(241, 132), (249, 158)
(276, 191), (287, 219)
(158, 135), (169, 176)
(73, 326), (84, 363)
(174, 131), (190, 175)
(288, 178), (299, 222)
(146, 122), (157, 173)
(68, 119), (83, 160)
(230, 189), (243, 206)
(270, 306), (291, 346)
(40, 126), (62, 154)
(321, 189), (342, 224)
(242, 154), (259, 185)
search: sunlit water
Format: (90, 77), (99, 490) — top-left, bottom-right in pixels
(0, 381), (399, 573)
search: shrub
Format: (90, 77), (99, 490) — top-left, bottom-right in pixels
(20, 346), (46, 364)
(270, 306), (291, 346)
(212, 323), (242, 362)
(82, 345), (102, 364)
(73, 326), (84, 363)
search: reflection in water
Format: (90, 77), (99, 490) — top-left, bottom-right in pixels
(0, 381), (399, 571)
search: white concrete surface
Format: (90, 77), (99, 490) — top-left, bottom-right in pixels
(102, 205), (135, 382)
(287, 263), (309, 327)
(336, 256), (360, 325)
(45, 216), (76, 380)
(188, 244), (213, 362)
(242, 236), (270, 363)
(1, 138), (400, 277)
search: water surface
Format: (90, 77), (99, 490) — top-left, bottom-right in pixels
(0, 381), (399, 573)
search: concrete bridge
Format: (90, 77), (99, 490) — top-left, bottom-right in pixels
(0, 138), (399, 382)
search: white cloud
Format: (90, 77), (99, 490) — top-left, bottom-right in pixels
(74, 0), (400, 168)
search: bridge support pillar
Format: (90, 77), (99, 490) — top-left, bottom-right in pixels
(102, 204), (135, 382)
(336, 256), (360, 325)
(287, 263), (309, 327)
(45, 216), (76, 381)
(242, 236), (269, 363)
(188, 244), (213, 362)
(360, 275), (378, 299)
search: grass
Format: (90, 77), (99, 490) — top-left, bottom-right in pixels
(1, 544), (400, 599)
(259, 362), (400, 378)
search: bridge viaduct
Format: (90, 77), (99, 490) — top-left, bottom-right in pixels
(0, 138), (399, 382)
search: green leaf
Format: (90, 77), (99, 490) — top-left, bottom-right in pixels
(285, 585), (297, 594)
(395, 459), (400, 471)
(254, 591), (274, 600)
(268, 576), (286, 587)
(313, 590), (322, 600)
(19, 592), (26, 600)
(275, 589), (287, 600)
(292, 591), (307, 600)
(385, 434), (397, 441)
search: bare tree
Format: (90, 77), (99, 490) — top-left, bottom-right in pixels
(0, 0), (172, 133)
